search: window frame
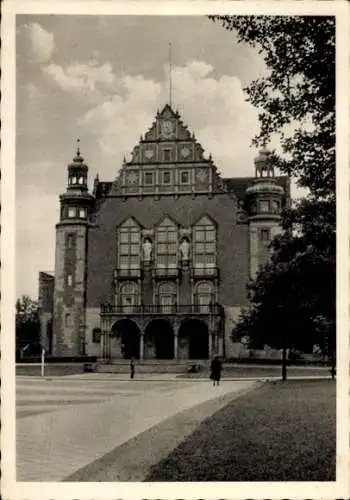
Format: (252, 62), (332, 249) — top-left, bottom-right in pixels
(144, 171), (155, 186)
(179, 170), (190, 185)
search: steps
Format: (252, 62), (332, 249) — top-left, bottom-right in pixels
(95, 359), (210, 374)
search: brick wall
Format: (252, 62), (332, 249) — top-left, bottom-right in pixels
(86, 193), (250, 309)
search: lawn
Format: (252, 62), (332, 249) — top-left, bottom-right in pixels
(145, 380), (336, 481)
(179, 364), (331, 379)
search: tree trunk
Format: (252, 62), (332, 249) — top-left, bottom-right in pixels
(282, 341), (287, 381)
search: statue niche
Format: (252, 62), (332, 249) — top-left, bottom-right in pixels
(180, 237), (190, 263)
(142, 238), (153, 262)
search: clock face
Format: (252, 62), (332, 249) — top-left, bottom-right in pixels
(144, 149), (154, 160)
(161, 120), (175, 138)
(180, 146), (191, 159)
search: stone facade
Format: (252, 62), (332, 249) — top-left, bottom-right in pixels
(41, 104), (290, 359)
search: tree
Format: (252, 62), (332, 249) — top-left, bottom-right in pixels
(16, 295), (41, 359)
(210, 16), (335, 379)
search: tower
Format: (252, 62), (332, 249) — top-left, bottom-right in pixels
(246, 149), (284, 278)
(52, 142), (95, 356)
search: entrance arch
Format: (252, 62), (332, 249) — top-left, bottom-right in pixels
(179, 319), (209, 359)
(111, 319), (140, 359)
(145, 319), (174, 359)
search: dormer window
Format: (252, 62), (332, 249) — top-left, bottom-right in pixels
(144, 172), (154, 185)
(162, 171), (171, 184)
(180, 171), (190, 184)
(68, 207), (76, 218)
(163, 149), (171, 162)
(79, 208), (87, 218)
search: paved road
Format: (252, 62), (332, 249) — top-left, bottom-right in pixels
(16, 375), (259, 481)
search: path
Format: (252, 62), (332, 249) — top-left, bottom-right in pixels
(17, 375), (259, 481)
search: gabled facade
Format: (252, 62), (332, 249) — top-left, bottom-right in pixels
(41, 103), (290, 360)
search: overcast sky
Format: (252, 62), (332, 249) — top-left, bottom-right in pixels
(16, 14), (271, 299)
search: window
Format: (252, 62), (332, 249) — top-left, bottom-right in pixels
(144, 172), (154, 185)
(180, 171), (190, 184)
(260, 229), (270, 243)
(156, 221), (177, 268)
(66, 234), (75, 249)
(195, 282), (213, 313)
(260, 200), (269, 213)
(72, 176), (77, 184)
(271, 200), (280, 213)
(163, 149), (171, 162)
(79, 208), (87, 218)
(92, 328), (102, 343)
(65, 313), (71, 327)
(120, 282), (138, 312)
(118, 220), (141, 269)
(78, 176), (84, 185)
(68, 207), (76, 218)
(158, 282), (176, 313)
(162, 171), (171, 184)
(66, 274), (73, 287)
(193, 217), (216, 269)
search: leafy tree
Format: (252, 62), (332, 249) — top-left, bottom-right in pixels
(210, 16), (335, 379)
(16, 295), (41, 359)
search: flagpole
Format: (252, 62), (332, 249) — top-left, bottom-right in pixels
(169, 42), (172, 106)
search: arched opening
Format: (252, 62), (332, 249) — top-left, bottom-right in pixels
(179, 319), (209, 359)
(111, 319), (140, 359)
(145, 319), (174, 359)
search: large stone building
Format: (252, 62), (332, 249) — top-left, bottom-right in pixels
(39, 103), (290, 360)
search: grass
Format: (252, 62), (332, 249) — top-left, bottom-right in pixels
(145, 380), (336, 481)
(16, 364), (85, 376)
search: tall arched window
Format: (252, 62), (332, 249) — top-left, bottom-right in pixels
(193, 216), (216, 271)
(195, 282), (214, 313)
(119, 282), (138, 312)
(155, 217), (178, 269)
(158, 282), (177, 313)
(118, 218), (141, 270)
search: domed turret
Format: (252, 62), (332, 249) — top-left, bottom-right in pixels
(247, 149), (284, 218)
(67, 139), (89, 191)
(58, 139), (95, 223)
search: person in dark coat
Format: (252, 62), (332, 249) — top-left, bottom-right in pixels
(130, 357), (135, 379)
(210, 356), (222, 386)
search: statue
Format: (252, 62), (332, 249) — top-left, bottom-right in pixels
(142, 238), (152, 262)
(180, 238), (190, 262)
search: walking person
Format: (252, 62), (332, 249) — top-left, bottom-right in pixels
(130, 357), (135, 380)
(210, 355), (222, 386)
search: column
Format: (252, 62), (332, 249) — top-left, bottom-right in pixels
(140, 333), (144, 360)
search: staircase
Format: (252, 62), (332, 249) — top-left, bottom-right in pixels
(95, 359), (210, 374)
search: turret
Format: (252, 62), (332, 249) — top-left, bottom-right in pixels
(52, 141), (94, 356)
(59, 140), (94, 223)
(246, 149), (284, 278)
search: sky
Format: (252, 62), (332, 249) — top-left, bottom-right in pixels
(16, 14), (271, 299)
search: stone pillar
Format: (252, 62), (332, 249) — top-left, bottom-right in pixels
(140, 333), (144, 360)
(100, 330), (105, 359)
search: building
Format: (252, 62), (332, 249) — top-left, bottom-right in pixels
(39, 103), (290, 360)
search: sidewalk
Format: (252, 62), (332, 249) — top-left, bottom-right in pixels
(17, 379), (258, 481)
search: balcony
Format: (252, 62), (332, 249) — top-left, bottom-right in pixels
(191, 266), (219, 279)
(114, 267), (141, 279)
(152, 266), (179, 279)
(100, 303), (221, 316)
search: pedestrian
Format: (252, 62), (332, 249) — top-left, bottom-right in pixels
(130, 357), (135, 379)
(210, 355), (222, 386)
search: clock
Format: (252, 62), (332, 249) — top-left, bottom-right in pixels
(160, 120), (175, 138)
(144, 149), (154, 160)
(180, 146), (191, 159)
